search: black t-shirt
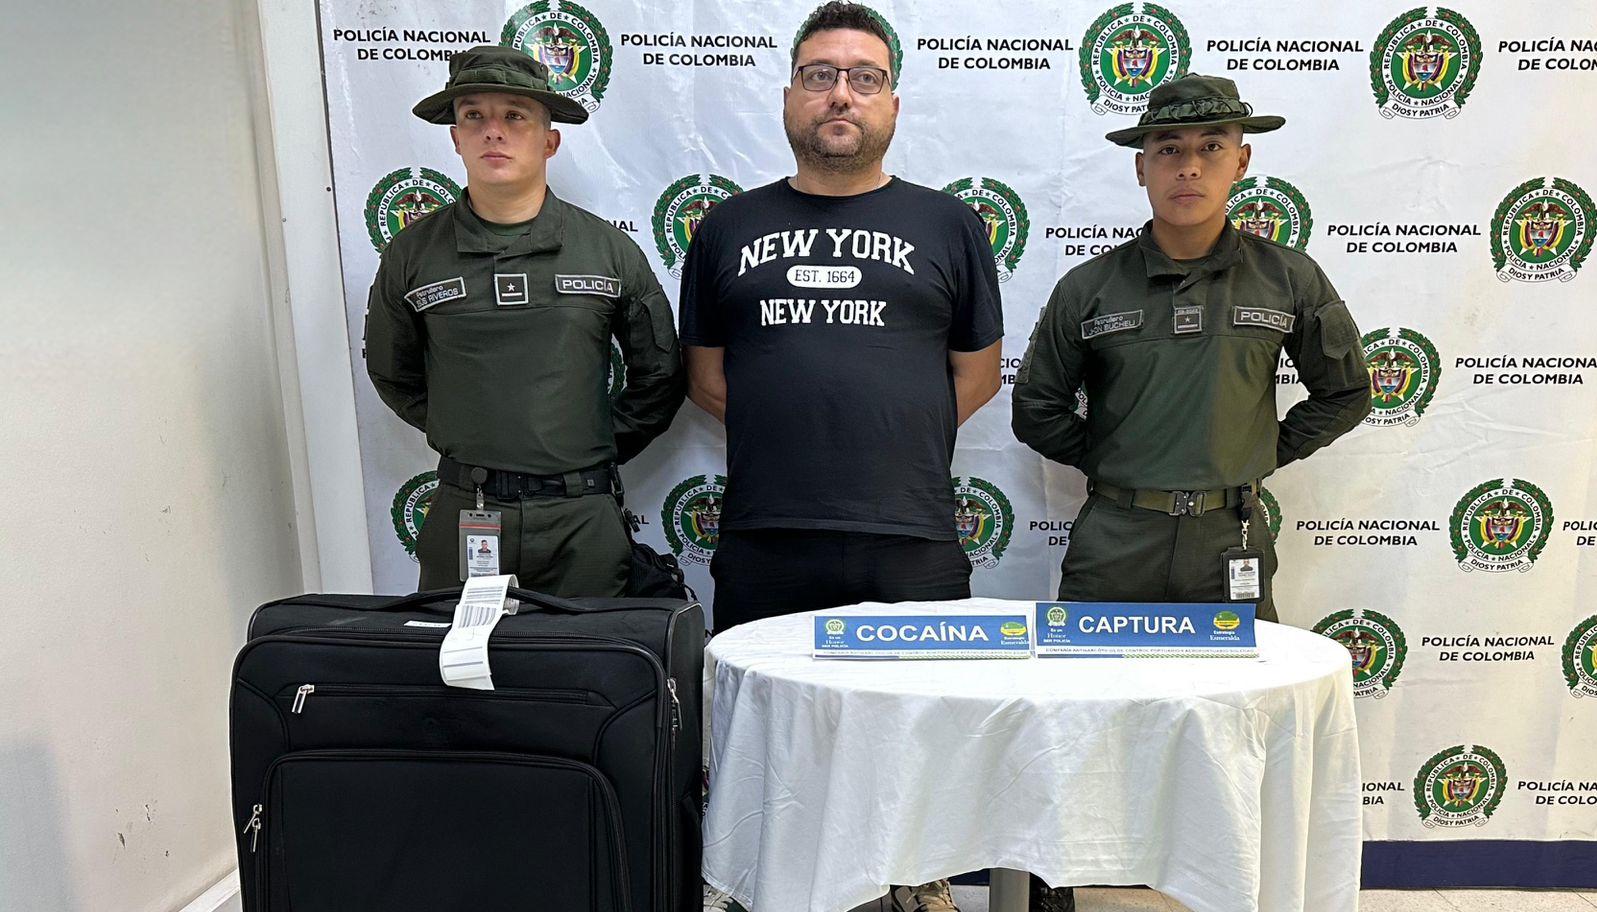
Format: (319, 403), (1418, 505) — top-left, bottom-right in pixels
(679, 177), (1004, 540)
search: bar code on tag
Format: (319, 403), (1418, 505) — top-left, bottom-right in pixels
(439, 575), (519, 691)
(455, 600), (504, 628)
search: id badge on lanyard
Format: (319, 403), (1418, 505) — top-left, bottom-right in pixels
(1222, 516), (1263, 602)
(458, 480), (503, 580)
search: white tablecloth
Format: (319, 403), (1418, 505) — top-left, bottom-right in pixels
(702, 599), (1361, 912)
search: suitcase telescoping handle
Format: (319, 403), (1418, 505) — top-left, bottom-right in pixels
(379, 586), (597, 615)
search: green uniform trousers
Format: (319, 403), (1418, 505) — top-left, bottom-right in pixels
(1058, 493), (1280, 623)
(415, 482), (630, 597)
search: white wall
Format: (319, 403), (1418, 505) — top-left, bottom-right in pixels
(0, 1), (305, 910)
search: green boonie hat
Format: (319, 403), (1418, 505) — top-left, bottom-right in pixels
(1105, 73), (1284, 148)
(412, 45), (588, 125)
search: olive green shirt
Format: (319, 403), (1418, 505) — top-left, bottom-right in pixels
(365, 190), (686, 475)
(1012, 222), (1371, 490)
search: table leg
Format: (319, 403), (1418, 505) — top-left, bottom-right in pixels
(988, 868), (1029, 912)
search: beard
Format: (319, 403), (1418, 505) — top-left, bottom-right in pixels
(784, 108), (895, 174)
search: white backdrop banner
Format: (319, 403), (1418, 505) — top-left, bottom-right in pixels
(315, 0), (1597, 884)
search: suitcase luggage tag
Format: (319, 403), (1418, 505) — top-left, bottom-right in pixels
(439, 574), (519, 691)
(459, 469), (503, 580)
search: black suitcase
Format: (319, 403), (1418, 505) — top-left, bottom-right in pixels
(229, 587), (705, 912)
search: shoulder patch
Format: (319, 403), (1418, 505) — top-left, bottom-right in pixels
(1233, 306), (1296, 333)
(404, 276), (466, 312)
(555, 274), (623, 298)
(1081, 310), (1143, 340)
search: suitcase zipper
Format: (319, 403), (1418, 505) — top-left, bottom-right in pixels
(666, 678), (681, 741)
(658, 602), (701, 909)
(285, 682), (592, 714)
(242, 803), (263, 853)
(245, 801), (268, 910)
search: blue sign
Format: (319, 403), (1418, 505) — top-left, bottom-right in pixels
(813, 614), (1034, 659)
(1034, 602), (1258, 658)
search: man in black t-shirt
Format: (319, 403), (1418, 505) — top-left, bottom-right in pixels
(679, 7), (1003, 635)
(683, 8), (1001, 909)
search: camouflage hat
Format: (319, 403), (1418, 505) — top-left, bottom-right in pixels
(1105, 74), (1284, 147)
(412, 45), (588, 125)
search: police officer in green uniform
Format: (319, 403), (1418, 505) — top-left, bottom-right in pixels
(366, 46), (686, 596)
(1012, 76), (1371, 909)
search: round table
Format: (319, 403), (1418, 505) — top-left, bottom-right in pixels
(701, 598), (1361, 912)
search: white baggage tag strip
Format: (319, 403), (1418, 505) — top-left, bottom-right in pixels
(439, 574), (520, 690)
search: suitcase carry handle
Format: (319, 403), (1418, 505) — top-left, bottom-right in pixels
(377, 586), (636, 615)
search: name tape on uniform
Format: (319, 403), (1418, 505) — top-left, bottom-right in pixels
(405, 276), (467, 311)
(1035, 601), (1258, 658)
(1081, 310), (1143, 340)
(814, 614), (1033, 659)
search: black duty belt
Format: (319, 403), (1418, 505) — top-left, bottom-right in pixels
(1090, 480), (1255, 518)
(438, 457), (618, 500)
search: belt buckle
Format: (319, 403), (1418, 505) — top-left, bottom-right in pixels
(1169, 490), (1204, 516)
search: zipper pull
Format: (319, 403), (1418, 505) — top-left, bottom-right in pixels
(243, 804), (263, 853)
(291, 684), (315, 714)
(666, 677), (682, 735)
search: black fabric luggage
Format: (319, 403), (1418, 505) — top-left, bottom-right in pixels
(229, 587), (705, 912)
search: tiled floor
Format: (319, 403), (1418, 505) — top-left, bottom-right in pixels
(925, 886), (1597, 911)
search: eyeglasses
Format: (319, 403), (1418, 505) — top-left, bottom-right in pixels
(792, 64), (890, 95)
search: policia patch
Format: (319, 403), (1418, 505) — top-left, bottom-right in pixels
(1233, 306), (1295, 333)
(556, 274), (623, 297)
